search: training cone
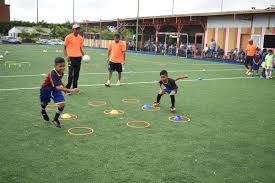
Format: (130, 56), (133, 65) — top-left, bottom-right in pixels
(175, 116), (184, 121)
(61, 114), (71, 119)
(143, 104), (152, 109)
(110, 110), (119, 115)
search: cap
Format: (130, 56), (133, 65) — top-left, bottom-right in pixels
(72, 24), (80, 29)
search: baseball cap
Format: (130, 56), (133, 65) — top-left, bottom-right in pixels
(72, 24), (80, 29)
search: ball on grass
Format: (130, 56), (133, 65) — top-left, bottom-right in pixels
(82, 55), (91, 63)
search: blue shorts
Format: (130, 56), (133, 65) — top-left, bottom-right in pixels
(253, 64), (260, 71)
(108, 61), (122, 72)
(40, 87), (65, 104)
(162, 88), (177, 94)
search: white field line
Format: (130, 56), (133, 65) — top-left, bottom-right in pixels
(0, 68), (244, 78)
(0, 76), (255, 91)
(128, 58), (238, 66)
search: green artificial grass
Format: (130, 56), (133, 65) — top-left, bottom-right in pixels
(0, 44), (275, 183)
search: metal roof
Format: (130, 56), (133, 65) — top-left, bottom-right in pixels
(86, 9), (275, 23)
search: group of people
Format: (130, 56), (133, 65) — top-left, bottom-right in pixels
(39, 24), (183, 128)
(39, 24), (127, 128)
(244, 39), (274, 79)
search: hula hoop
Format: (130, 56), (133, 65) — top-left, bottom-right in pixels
(104, 110), (124, 115)
(68, 127), (95, 136)
(127, 121), (151, 129)
(168, 116), (191, 123)
(46, 104), (58, 110)
(141, 106), (160, 112)
(60, 114), (78, 120)
(88, 101), (107, 107)
(122, 98), (140, 104)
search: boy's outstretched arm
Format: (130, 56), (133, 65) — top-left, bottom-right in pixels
(175, 75), (189, 81)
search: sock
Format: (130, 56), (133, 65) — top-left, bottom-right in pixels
(41, 103), (47, 113)
(266, 71), (269, 78)
(54, 107), (64, 121)
(170, 95), (175, 108)
(157, 94), (162, 103)
(106, 80), (110, 84)
(269, 71), (272, 77)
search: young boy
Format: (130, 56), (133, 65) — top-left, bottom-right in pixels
(252, 51), (261, 76)
(153, 70), (188, 112)
(265, 49), (274, 79)
(40, 57), (80, 128)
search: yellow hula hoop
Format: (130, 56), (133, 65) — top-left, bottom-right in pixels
(141, 106), (160, 112)
(126, 121), (151, 129)
(60, 114), (78, 120)
(68, 127), (95, 136)
(168, 116), (191, 123)
(104, 110), (125, 115)
(88, 101), (107, 107)
(122, 98), (140, 104)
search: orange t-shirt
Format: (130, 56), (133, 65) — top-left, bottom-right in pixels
(108, 41), (126, 63)
(246, 44), (257, 56)
(64, 33), (84, 57)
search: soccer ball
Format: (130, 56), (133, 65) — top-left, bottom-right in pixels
(82, 55), (90, 62)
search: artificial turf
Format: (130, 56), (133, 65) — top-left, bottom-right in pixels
(0, 44), (274, 183)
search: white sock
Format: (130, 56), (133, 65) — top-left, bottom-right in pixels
(269, 71), (272, 77)
(266, 71), (269, 78)
(106, 80), (110, 84)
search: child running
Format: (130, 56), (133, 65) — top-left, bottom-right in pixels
(40, 57), (80, 128)
(153, 70), (188, 112)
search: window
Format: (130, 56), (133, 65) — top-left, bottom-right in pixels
(263, 35), (275, 48)
(251, 35), (261, 48)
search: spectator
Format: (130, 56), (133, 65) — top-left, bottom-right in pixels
(209, 38), (216, 57)
(216, 46), (224, 58)
(203, 44), (209, 57)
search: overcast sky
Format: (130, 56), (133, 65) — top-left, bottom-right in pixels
(6, 0), (275, 23)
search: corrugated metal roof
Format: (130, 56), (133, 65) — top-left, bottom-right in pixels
(86, 9), (275, 23)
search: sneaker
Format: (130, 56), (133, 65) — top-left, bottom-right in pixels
(116, 80), (121, 86)
(105, 81), (111, 87)
(170, 107), (176, 112)
(153, 101), (160, 107)
(41, 111), (49, 121)
(52, 120), (61, 128)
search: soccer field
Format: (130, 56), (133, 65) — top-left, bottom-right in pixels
(0, 44), (275, 183)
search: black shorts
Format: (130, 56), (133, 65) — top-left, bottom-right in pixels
(108, 61), (122, 72)
(245, 56), (253, 66)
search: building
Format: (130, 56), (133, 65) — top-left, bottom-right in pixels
(0, 0), (10, 22)
(8, 26), (51, 39)
(83, 9), (275, 56)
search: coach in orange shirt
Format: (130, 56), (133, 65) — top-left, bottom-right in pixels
(105, 33), (126, 86)
(245, 39), (257, 75)
(64, 24), (84, 90)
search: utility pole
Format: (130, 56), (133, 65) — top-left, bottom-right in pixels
(172, 0), (175, 15)
(220, 0), (224, 12)
(73, 0), (75, 23)
(135, 0), (139, 51)
(37, 0), (39, 23)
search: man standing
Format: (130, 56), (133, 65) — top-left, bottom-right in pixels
(64, 24), (84, 90)
(209, 38), (216, 58)
(105, 34), (126, 87)
(245, 39), (257, 75)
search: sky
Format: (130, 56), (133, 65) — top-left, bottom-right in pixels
(6, 0), (275, 23)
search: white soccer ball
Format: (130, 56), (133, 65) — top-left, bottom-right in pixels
(82, 55), (91, 62)
(0, 55), (3, 59)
